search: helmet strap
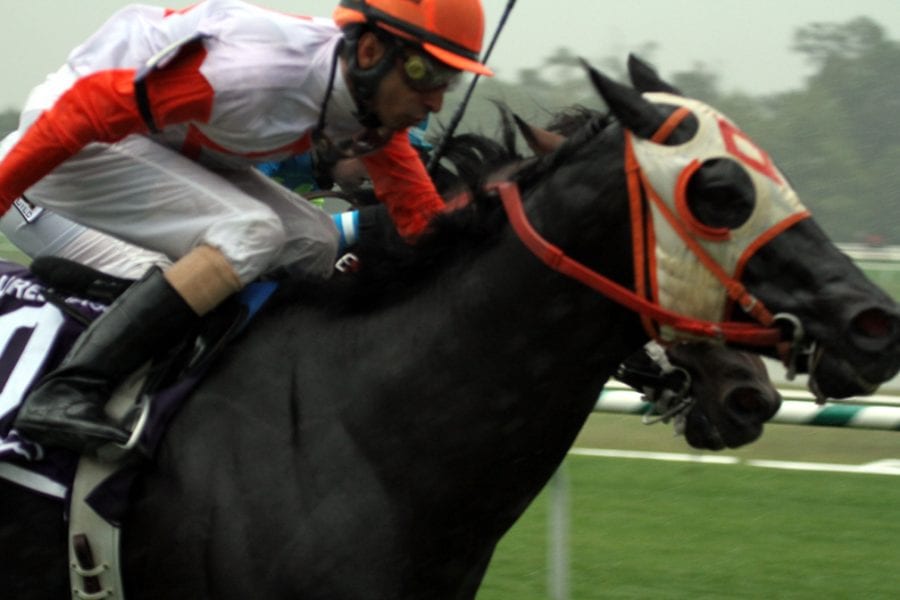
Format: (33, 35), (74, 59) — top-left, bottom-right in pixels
(342, 24), (401, 129)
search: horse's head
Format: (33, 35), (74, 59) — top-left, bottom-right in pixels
(604, 55), (900, 398)
(515, 55), (900, 399)
(665, 341), (781, 449)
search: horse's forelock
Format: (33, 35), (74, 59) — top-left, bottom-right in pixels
(545, 105), (612, 137)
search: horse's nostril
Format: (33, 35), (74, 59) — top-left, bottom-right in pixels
(726, 387), (770, 418)
(850, 308), (900, 355)
(852, 308), (897, 339)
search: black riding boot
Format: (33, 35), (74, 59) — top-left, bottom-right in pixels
(14, 268), (198, 453)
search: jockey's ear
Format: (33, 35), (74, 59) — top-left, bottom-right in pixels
(355, 31), (388, 70)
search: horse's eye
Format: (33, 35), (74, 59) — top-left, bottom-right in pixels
(684, 158), (756, 230)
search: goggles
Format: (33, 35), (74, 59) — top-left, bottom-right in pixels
(400, 48), (461, 93)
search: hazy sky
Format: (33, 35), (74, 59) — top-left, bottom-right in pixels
(2, 0), (899, 111)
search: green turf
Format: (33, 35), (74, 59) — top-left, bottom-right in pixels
(477, 455), (900, 600)
(860, 261), (900, 301)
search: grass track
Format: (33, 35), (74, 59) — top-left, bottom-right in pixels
(477, 454), (900, 599)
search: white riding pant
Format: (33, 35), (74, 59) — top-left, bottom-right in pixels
(0, 129), (170, 279)
(14, 135), (339, 285)
(0, 205), (172, 280)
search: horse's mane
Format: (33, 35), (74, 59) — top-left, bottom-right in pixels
(545, 104), (612, 136)
(275, 105), (617, 314)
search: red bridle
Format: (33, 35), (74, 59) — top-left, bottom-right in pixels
(488, 106), (790, 348)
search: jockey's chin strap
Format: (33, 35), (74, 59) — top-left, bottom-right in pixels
(487, 107), (786, 349)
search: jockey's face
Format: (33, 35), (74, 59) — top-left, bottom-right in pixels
(331, 158), (369, 191)
(356, 32), (447, 132)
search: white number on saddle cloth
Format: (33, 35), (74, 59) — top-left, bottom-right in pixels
(0, 266), (107, 496)
(0, 305), (65, 453)
(0, 304), (65, 460)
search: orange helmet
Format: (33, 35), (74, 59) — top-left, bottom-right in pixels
(334, 0), (493, 77)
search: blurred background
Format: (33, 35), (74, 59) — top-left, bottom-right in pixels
(2, 0), (899, 244)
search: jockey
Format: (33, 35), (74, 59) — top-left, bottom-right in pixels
(0, 0), (492, 453)
(0, 117), (435, 278)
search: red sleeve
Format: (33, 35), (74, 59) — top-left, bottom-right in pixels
(361, 132), (445, 238)
(0, 44), (212, 214)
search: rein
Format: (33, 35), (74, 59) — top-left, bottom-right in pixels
(488, 108), (786, 347)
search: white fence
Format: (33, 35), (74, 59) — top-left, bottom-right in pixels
(595, 383), (900, 431)
(838, 243), (900, 263)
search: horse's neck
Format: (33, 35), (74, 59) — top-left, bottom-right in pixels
(390, 230), (629, 363)
(333, 211), (643, 475)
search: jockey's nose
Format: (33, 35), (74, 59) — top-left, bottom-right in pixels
(420, 88), (444, 113)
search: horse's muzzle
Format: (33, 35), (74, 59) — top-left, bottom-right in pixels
(684, 383), (781, 451)
(811, 305), (900, 399)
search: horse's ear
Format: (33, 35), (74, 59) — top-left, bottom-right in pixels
(627, 54), (682, 95)
(581, 58), (667, 139)
(513, 113), (566, 155)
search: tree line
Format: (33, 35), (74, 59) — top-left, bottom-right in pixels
(1, 17), (896, 244)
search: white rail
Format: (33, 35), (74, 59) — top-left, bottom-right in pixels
(595, 385), (900, 431)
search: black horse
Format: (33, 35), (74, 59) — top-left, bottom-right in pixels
(2, 56), (899, 599)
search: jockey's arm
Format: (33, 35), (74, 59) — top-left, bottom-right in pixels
(0, 45), (212, 214)
(362, 132), (445, 239)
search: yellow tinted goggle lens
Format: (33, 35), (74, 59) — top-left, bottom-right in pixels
(402, 52), (459, 92)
